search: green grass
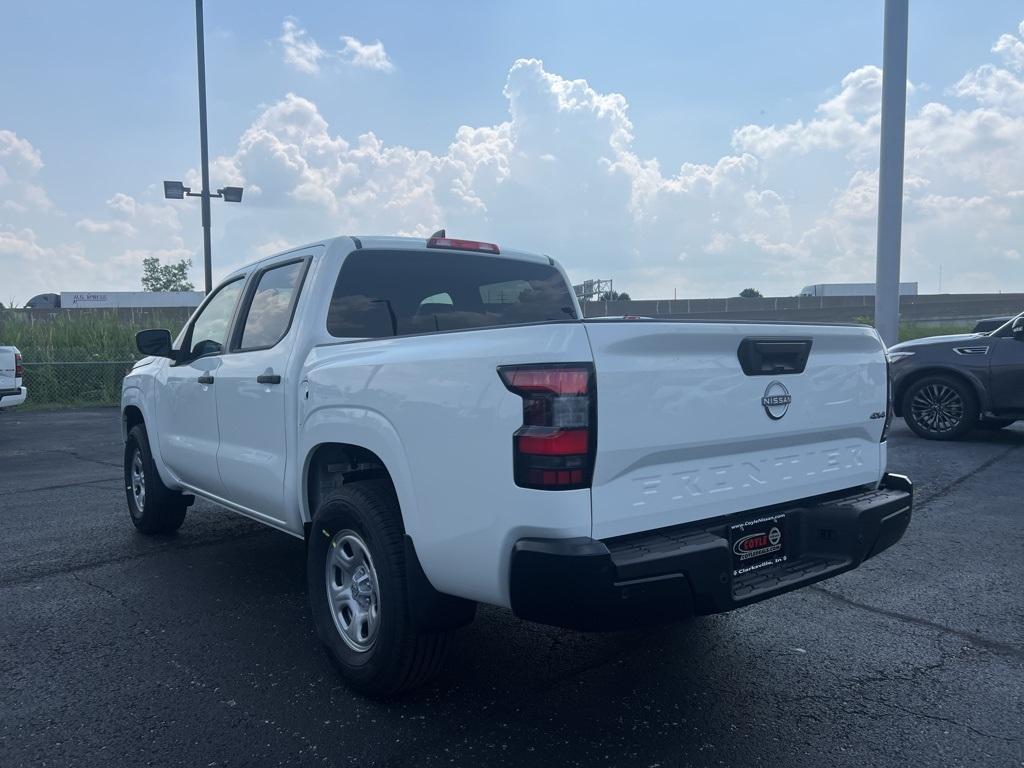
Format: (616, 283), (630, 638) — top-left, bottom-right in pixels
(897, 322), (974, 341)
(851, 316), (975, 342)
(1, 309), (188, 408)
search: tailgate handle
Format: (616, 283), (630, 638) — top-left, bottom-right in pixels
(737, 338), (812, 376)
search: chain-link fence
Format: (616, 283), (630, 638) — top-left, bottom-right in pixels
(1, 307), (191, 409)
(20, 360), (136, 408)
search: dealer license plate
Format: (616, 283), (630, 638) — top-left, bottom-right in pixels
(730, 513), (787, 577)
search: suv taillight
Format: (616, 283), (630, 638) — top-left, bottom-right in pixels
(498, 364), (596, 490)
(14, 353), (23, 379)
(881, 355), (893, 442)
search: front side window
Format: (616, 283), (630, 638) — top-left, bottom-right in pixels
(326, 250), (577, 339)
(187, 278), (244, 358)
(238, 260), (305, 350)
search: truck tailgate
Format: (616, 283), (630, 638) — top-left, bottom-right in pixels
(0, 348), (16, 392)
(585, 321), (887, 539)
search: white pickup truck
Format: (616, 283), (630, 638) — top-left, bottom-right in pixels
(122, 234), (913, 696)
(0, 346), (26, 409)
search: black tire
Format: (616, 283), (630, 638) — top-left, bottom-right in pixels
(978, 418), (1015, 430)
(124, 424), (188, 534)
(307, 480), (449, 698)
(901, 374), (979, 441)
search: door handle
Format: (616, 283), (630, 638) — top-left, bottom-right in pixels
(197, 375), (215, 385)
(257, 374), (281, 385)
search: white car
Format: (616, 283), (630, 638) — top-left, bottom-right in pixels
(121, 234), (913, 696)
(0, 346), (26, 408)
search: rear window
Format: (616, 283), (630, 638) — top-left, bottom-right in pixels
(326, 249), (578, 339)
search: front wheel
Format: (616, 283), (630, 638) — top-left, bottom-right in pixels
(901, 375), (979, 440)
(124, 424), (189, 534)
(307, 481), (449, 698)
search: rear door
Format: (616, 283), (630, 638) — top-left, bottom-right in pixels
(215, 253), (313, 525)
(988, 330), (1024, 413)
(585, 321), (887, 539)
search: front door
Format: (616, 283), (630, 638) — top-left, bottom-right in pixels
(989, 323), (1024, 413)
(156, 276), (246, 496)
(215, 256), (310, 526)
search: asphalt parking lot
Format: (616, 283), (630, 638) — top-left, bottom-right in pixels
(0, 408), (1021, 767)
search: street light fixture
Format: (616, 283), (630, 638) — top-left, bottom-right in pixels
(163, 181), (243, 204)
(163, 180), (189, 200)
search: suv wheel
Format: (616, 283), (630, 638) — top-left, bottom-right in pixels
(124, 424), (189, 534)
(307, 480), (449, 698)
(902, 375), (978, 440)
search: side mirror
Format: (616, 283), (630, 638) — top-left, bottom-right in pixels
(136, 329), (175, 358)
(1013, 319), (1024, 341)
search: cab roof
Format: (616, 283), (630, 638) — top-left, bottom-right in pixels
(227, 235), (552, 283)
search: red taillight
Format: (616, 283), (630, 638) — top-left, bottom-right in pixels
(426, 236), (500, 254)
(517, 429), (589, 455)
(499, 364), (595, 490)
(14, 353), (23, 379)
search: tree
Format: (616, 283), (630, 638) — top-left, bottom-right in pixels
(142, 257), (195, 292)
(599, 290), (631, 301)
(739, 288), (763, 298)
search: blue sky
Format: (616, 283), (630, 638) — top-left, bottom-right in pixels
(2, 1), (1023, 302)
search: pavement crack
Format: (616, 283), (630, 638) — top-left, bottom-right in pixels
(863, 696), (1022, 742)
(2, 475), (123, 496)
(911, 441), (1022, 512)
(0, 527), (274, 588)
(810, 586), (1024, 662)
(47, 447), (123, 470)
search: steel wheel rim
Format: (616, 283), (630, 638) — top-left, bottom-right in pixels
(910, 383), (964, 433)
(325, 530), (381, 653)
(130, 449), (146, 512)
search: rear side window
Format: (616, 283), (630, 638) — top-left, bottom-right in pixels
(326, 249), (577, 339)
(238, 260), (306, 350)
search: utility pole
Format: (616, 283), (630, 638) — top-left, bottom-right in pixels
(195, 0), (213, 294)
(162, 0), (242, 288)
(874, 0), (910, 346)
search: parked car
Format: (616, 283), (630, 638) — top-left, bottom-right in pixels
(121, 234), (913, 696)
(0, 346), (26, 409)
(972, 316), (1011, 334)
(889, 311), (1024, 439)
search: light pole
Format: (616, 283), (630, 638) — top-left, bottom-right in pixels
(195, 0), (213, 295)
(162, 0), (243, 294)
(874, 0), (910, 346)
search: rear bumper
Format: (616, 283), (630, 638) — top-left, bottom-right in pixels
(0, 386), (26, 408)
(510, 473), (912, 631)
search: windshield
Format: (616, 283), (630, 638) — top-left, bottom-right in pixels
(986, 310), (1024, 336)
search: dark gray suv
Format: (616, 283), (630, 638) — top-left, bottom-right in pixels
(889, 312), (1024, 440)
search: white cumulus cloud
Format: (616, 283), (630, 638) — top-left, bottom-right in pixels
(278, 19), (394, 75)
(339, 35), (394, 72)
(279, 17), (327, 75)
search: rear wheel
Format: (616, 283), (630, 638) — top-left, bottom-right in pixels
(124, 424), (188, 534)
(307, 480), (449, 698)
(901, 375), (979, 440)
